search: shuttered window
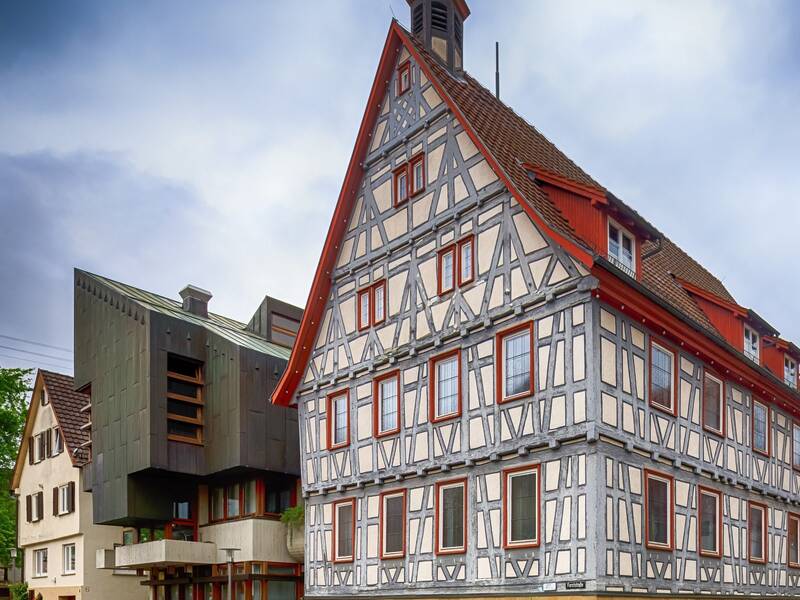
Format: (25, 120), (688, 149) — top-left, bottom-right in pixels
(166, 354), (203, 445)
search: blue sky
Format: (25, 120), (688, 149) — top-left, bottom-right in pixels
(1, 0), (798, 373)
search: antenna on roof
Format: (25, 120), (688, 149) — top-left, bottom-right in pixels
(389, 2), (397, 20)
(495, 42), (500, 99)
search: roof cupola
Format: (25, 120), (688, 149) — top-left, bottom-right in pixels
(407, 0), (470, 73)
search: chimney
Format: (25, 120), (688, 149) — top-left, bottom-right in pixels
(179, 285), (212, 318)
(407, 0), (470, 73)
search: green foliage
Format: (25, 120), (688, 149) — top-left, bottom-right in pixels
(0, 368), (32, 567)
(9, 582), (27, 600)
(280, 504), (304, 526)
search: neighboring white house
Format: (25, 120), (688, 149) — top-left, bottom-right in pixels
(11, 370), (147, 600)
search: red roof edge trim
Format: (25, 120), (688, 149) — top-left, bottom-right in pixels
(523, 163), (606, 205)
(393, 26), (594, 268)
(675, 277), (748, 318)
(594, 265), (800, 419)
(272, 24), (402, 406)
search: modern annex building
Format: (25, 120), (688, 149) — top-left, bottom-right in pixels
(12, 369), (146, 600)
(273, 0), (800, 597)
(74, 270), (304, 599)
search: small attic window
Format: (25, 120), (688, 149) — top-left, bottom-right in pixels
(40, 388), (48, 406)
(744, 326), (760, 364)
(607, 218), (636, 278)
(397, 61), (411, 96)
(784, 355), (797, 389)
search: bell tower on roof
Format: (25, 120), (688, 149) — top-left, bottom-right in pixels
(407, 0), (470, 73)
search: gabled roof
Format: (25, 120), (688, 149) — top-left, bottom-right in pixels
(76, 270), (291, 360)
(11, 370), (89, 489)
(272, 19), (794, 405)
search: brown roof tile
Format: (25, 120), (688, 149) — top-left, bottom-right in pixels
(40, 370), (90, 466)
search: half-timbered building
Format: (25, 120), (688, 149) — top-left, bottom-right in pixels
(272, 1), (800, 597)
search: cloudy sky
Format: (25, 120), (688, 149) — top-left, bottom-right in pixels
(1, 0), (798, 374)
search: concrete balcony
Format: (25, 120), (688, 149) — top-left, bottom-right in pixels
(97, 519), (298, 569)
(199, 518), (297, 564)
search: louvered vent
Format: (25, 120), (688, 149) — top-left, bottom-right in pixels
(412, 4), (424, 35)
(431, 1), (448, 32)
(454, 15), (463, 48)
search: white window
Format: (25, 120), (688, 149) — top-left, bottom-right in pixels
(34, 548), (47, 577)
(52, 428), (64, 455)
(62, 543), (76, 575)
(436, 480), (466, 554)
(58, 484), (71, 515)
(650, 341), (675, 413)
(793, 423), (800, 469)
(410, 155), (425, 196)
(373, 282), (385, 324)
(499, 325), (533, 402)
(333, 500), (355, 562)
(380, 491), (406, 558)
(358, 289), (370, 330)
(504, 466), (540, 548)
(702, 372), (724, 436)
(375, 374), (399, 436)
(30, 492), (42, 522)
(33, 432), (46, 463)
(744, 326), (760, 363)
(458, 238), (474, 285)
(752, 399), (769, 455)
(608, 219), (635, 275)
(357, 281), (386, 330)
(786, 356), (797, 389)
(644, 470), (673, 550)
(432, 353), (460, 421)
(698, 487), (721, 557)
(328, 391), (349, 449)
(439, 247), (455, 294)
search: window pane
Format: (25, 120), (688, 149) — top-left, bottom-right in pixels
(753, 402), (768, 452)
(227, 484), (240, 518)
(267, 581), (296, 600)
(379, 378), (398, 433)
(442, 251), (454, 291)
(647, 477), (669, 546)
(651, 345), (673, 410)
(337, 503), (353, 558)
(436, 357), (459, 418)
(749, 505), (764, 560)
(790, 517), (799, 565)
(504, 331), (531, 398)
(384, 495), (404, 555)
(441, 485), (464, 550)
(359, 292), (370, 327)
(374, 285), (385, 322)
(333, 395), (348, 445)
(414, 161), (424, 191)
(794, 425), (800, 466)
(699, 492), (718, 553)
(398, 172), (407, 202)
(509, 472), (536, 543)
(167, 378), (200, 398)
(460, 241), (473, 282)
(212, 488), (224, 520)
(167, 399), (200, 419)
(703, 375), (722, 432)
(245, 480), (257, 514)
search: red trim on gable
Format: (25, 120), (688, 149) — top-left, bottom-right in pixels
(525, 165), (606, 204)
(272, 22), (594, 406)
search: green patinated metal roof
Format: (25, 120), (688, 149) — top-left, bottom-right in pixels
(77, 270), (291, 360)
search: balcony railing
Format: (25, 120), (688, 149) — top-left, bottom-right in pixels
(607, 254), (636, 279)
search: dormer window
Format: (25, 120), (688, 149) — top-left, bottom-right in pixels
(786, 356), (798, 389)
(744, 326), (760, 363)
(397, 61), (411, 96)
(607, 219), (635, 277)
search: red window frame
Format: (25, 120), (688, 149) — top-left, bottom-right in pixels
(356, 280), (387, 330)
(697, 486), (722, 558)
(643, 468), (674, 551)
(748, 500), (768, 564)
(326, 389), (350, 451)
(428, 348), (462, 423)
(457, 235), (475, 286)
(373, 370), (401, 438)
(332, 498), (356, 564)
(495, 321), (535, 404)
(751, 398), (771, 457)
(393, 164), (409, 207)
(701, 370), (725, 437)
(379, 488), (407, 560)
(792, 421), (800, 472)
(434, 477), (467, 556)
(409, 153), (426, 197)
(788, 512), (800, 569)
(397, 60), (411, 96)
(649, 337), (678, 416)
(502, 463), (541, 549)
(437, 235), (475, 296)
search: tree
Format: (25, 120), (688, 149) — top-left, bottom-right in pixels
(0, 368), (32, 568)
